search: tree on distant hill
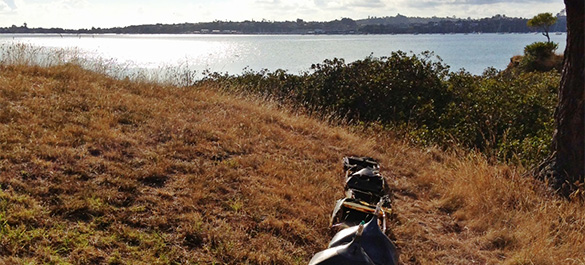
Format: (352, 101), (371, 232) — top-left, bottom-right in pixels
(527, 12), (557, 42)
(536, 1), (584, 197)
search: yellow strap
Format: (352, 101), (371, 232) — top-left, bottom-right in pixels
(341, 201), (392, 217)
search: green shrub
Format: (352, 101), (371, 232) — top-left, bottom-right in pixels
(443, 69), (558, 164)
(301, 52), (451, 126)
(519, 42), (562, 72)
(201, 53), (560, 165)
(524, 42), (558, 58)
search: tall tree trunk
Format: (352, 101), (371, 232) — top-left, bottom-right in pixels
(537, 0), (584, 196)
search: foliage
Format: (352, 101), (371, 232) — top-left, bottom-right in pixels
(443, 69), (558, 164)
(524, 41), (558, 58)
(202, 53), (560, 164)
(205, 52), (451, 124)
(518, 41), (562, 72)
(527, 12), (558, 42)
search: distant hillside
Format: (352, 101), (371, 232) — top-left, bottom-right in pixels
(0, 62), (583, 264)
(0, 13), (566, 34)
(356, 13), (567, 34)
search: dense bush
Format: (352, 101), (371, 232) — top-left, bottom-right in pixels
(441, 69), (558, 164)
(518, 41), (562, 72)
(524, 41), (558, 58)
(302, 52), (452, 126)
(204, 52), (451, 123)
(200, 52), (560, 164)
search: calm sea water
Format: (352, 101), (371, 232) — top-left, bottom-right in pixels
(0, 33), (567, 76)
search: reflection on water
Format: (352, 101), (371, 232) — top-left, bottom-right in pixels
(0, 33), (567, 77)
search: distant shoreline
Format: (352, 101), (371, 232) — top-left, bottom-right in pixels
(0, 32), (566, 36)
(0, 14), (567, 35)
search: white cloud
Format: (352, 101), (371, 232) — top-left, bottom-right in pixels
(0, 0), (566, 29)
(2, 0), (16, 9)
(394, 0), (563, 18)
(352, 0), (385, 8)
(404, 0), (558, 8)
(313, 0), (384, 9)
(0, 2), (12, 12)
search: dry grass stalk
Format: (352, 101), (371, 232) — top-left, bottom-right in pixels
(0, 60), (582, 264)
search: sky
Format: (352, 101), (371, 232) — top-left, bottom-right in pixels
(0, 0), (565, 29)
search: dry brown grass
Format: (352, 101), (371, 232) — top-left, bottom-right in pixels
(375, 141), (585, 265)
(0, 63), (583, 264)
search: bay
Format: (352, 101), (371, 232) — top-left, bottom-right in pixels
(0, 33), (566, 76)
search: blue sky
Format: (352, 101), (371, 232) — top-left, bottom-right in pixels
(0, 0), (565, 29)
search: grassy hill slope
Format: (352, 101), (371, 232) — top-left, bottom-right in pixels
(0, 64), (583, 264)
